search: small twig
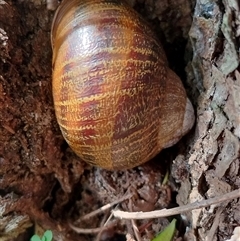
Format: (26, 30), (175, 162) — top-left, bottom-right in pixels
(78, 193), (132, 221)
(131, 219), (142, 241)
(95, 213), (110, 241)
(129, 199), (142, 241)
(104, 211), (114, 227)
(112, 189), (240, 220)
(205, 207), (223, 241)
(69, 220), (117, 234)
(70, 193), (132, 234)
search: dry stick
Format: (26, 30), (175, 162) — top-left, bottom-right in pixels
(69, 194), (132, 234)
(78, 193), (132, 221)
(129, 199), (142, 241)
(131, 219), (142, 241)
(205, 207), (223, 241)
(69, 220), (117, 234)
(113, 189), (240, 220)
(95, 212), (116, 241)
(95, 213), (111, 241)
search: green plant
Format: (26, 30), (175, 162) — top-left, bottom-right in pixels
(30, 230), (53, 241)
(151, 219), (176, 241)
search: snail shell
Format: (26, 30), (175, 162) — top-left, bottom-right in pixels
(51, 0), (195, 170)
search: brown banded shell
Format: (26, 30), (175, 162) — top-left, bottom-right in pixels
(51, 0), (195, 170)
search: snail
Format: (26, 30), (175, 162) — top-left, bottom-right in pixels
(51, 0), (195, 170)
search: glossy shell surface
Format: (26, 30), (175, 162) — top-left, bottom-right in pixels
(51, 0), (194, 170)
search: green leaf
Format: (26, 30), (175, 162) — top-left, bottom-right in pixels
(151, 219), (177, 241)
(30, 235), (42, 241)
(43, 230), (53, 241)
(162, 170), (169, 185)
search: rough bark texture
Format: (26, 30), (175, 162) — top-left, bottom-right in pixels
(178, 0), (240, 240)
(0, 0), (239, 241)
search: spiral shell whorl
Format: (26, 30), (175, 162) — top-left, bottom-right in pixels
(52, 0), (193, 170)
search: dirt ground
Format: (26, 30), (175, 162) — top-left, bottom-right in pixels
(0, 0), (239, 241)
